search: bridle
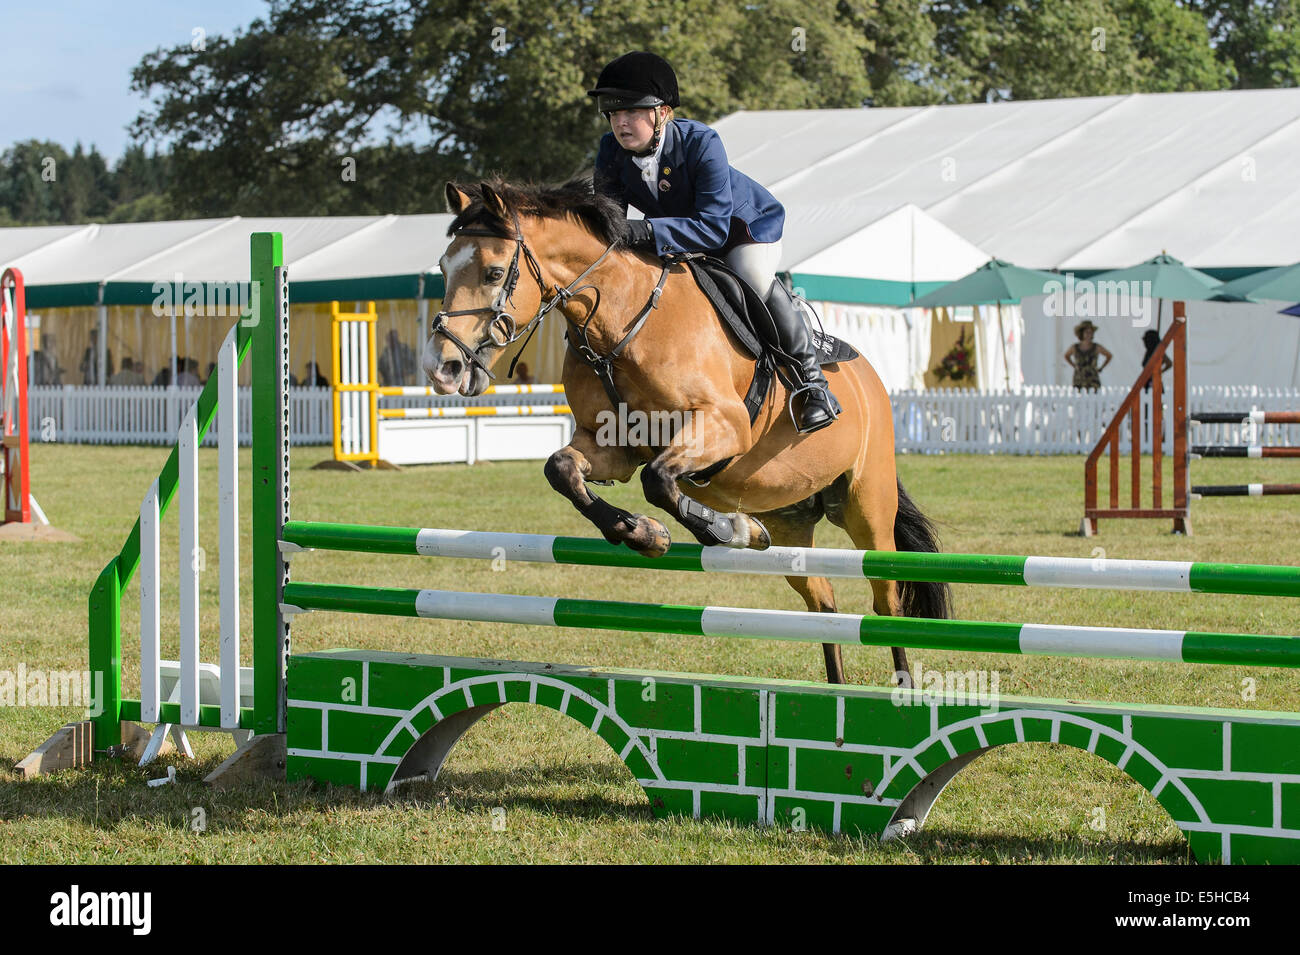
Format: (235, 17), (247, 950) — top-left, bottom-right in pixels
(431, 210), (622, 381)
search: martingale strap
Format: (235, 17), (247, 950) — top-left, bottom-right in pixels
(566, 262), (671, 413)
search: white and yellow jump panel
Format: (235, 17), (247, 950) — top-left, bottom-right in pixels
(327, 302), (571, 468)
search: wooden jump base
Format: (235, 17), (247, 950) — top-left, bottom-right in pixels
(1083, 304), (1300, 534)
(1082, 307), (1189, 536)
(325, 301), (571, 468)
(25, 235), (1300, 864)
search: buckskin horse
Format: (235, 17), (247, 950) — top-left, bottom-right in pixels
(424, 178), (950, 683)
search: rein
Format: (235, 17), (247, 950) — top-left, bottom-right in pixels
(433, 212), (670, 405)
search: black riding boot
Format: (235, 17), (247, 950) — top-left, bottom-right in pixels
(762, 280), (841, 433)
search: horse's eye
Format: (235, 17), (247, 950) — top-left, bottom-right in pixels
(486, 267), (505, 283)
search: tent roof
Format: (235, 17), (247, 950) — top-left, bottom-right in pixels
(7, 88), (1300, 308)
(1, 214), (455, 308)
(784, 202), (991, 304)
(715, 88), (1300, 273)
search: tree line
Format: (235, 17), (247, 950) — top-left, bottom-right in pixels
(3, 0), (1298, 226)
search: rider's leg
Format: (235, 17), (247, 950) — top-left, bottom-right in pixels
(724, 240), (840, 434)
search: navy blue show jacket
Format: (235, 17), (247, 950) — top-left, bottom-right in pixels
(594, 118), (785, 256)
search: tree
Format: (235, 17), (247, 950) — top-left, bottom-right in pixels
(127, 0), (885, 215)
(1188, 0), (1300, 88)
(1118, 0), (1231, 92)
(930, 0), (1229, 102)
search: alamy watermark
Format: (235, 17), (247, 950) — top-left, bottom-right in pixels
(1042, 276), (1154, 327)
(0, 665), (103, 715)
(891, 659), (1001, 712)
(595, 402), (700, 450)
(152, 273), (259, 324)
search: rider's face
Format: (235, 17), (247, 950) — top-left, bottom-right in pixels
(609, 107), (659, 152)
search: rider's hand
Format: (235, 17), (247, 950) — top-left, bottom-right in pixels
(623, 219), (655, 249)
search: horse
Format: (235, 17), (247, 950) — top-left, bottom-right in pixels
(423, 178), (951, 684)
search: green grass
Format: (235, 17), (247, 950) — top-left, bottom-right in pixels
(3, 443), (1299, 863)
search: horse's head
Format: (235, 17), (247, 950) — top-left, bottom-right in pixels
(426, 178), (629, 396)
(424, 181), (547, 396)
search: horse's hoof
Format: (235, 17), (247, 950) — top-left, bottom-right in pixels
(719, 513), (770, 550)
(627, 515), (672, 558)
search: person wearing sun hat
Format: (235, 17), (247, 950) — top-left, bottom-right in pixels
(1064, 319), (1112, 391)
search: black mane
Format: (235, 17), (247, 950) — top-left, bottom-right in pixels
(447, 177), (625, 243)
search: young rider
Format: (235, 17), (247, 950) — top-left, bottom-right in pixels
(588, 51), (839, 433)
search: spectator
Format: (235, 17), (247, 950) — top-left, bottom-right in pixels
(305, 361), (329, 387)
(30, 335), (63, 385)
(80, 329), (113, 385)
(513, 362), (536, 385)
(378, 330), (416, 385)
(1064, 320), (1111, 391)
(175, 358), (201, 388)
(1141, 329), (1173, 393)
(109, 357), (146, 386)
(152, 365), (172, 387)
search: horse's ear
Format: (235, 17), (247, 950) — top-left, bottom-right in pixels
(445, 182), (472, 214)
(478, 182), (510, 221)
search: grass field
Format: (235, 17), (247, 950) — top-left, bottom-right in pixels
(3, 441), (1299, 864)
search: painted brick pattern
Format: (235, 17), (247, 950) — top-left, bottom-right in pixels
(286, 650), (1300, 863)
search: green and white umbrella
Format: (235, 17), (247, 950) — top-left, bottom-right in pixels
(1213, 261), (1300, 303)
(909, 258), (1062, 308)
(1087, 252), (1222, 302)
(909, 259), (1061, 390)
(1087, 252), (1223, 332)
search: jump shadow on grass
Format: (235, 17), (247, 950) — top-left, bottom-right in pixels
(2, 757), (1193, 865)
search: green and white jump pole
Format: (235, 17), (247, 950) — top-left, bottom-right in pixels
(280, 523), (1300, 597)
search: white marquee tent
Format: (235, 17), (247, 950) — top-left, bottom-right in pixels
(6, 88), (1300, 388)
(714, 89), (1300, 389)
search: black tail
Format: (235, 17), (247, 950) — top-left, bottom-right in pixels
(894, 479), (952, 620)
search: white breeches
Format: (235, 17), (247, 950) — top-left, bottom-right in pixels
(724, 240), (782, 296)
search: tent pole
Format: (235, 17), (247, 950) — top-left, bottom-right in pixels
(96, 283), (107, 386)
(169, 304), (177, 387)
(997, 301), (1010, 391)
(417, 274), (427, 387)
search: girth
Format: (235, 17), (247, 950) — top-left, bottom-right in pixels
(564, 254), (776, 486)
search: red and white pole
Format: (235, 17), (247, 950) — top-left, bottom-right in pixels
(1, 267), (31, 524)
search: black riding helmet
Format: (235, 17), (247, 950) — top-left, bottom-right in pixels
(587, 51), (680, 115)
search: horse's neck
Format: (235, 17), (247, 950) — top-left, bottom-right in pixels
(537, 224), (662, 343)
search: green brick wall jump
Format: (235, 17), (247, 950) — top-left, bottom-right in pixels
(286, 649), (1300, 864)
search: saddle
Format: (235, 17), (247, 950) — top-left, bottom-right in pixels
(564, 251), (858, 485)
(672, 253), (858, 484)
(676, 252), (858, 416)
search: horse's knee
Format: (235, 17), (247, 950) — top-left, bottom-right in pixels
(544, 450), (582, 496)
(640, 459), (677, 511)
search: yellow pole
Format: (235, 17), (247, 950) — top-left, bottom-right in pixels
(366, 301), (378, 467)
(330, 302), (343, 462)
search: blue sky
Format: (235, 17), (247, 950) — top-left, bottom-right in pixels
(0, 1), (271, 160)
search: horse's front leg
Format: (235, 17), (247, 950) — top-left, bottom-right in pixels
(544, 427), (673, 556)
(640, 406), (770, 550)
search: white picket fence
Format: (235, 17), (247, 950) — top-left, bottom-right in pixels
(26, 385), (566, 447)
(26, 383), (1300, 454)
(892, 385), (1300, 454)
